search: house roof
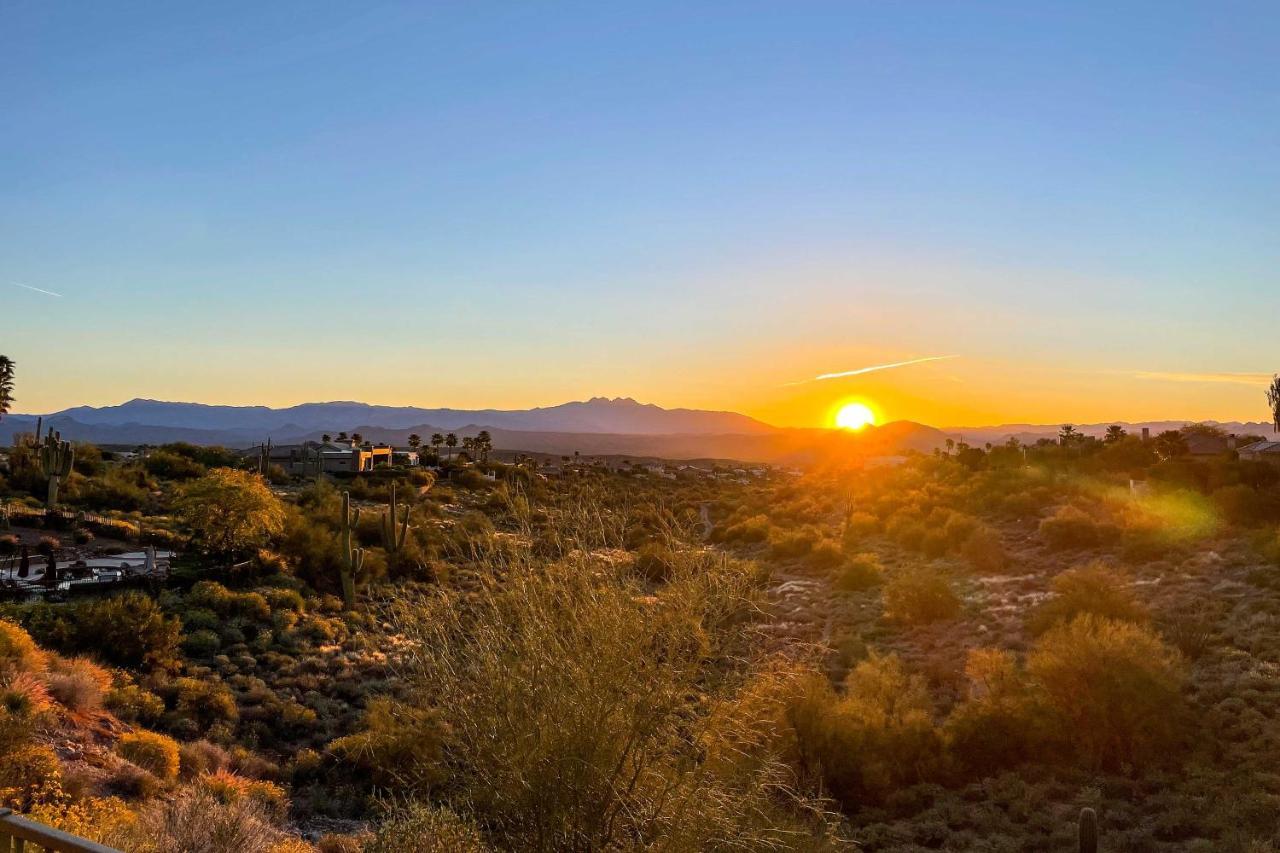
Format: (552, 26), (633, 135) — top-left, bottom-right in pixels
(1241, 440), (1280, 456)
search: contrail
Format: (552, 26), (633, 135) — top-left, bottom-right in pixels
(786, 354), (958, 386)
(11, 282), (64, 298)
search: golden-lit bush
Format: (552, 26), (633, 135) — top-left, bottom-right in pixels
(328, 697), (445, 794)
(27, 796), (137, 847)
(1028, 562), (1147, 636)
(842, 511), (880, 549)
(1028, 614), (1185, 770)
(0, 619), (47, 673)
(1039, 505), (1113, 550)
(196, 769), (290, 820)
(944, 648), (1047, 776)
(0, 744), (62, 808)
(117, 730), (181, 782)
(768, 526), (818, 559)
(788, 655), (942, 808)
(883, 568), (961, 624)
(106, 683), (165, 726)
(834, 553), (883, 592)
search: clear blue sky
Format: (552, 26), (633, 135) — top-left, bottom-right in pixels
(3, 2), (1277, 426)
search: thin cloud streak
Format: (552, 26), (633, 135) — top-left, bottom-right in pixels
(11, 282), (64, 298)
(786, 354), (958, 386)
(1132, 370), (1273, 387)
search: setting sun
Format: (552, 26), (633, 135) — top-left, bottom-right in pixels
(835, 402), (877, 431)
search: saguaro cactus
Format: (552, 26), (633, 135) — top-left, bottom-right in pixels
(379, 481), (410, 573)
(1078, 807), (1098, 853)
(339, 491), (365, 610)
(39, 428), (74, 507)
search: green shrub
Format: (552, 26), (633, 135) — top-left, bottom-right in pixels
(106, 684), (165, 726)
(883, 568), (961, 624)
(1028, 614), (1185, 770)
(788, 655), (942, 808)
(835, 553), (883, 592)
(962, 526), (1008, 573)
(1028, 562), (1147, 636)
(1039, 505), (1111, 550)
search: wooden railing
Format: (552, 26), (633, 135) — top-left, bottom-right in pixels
(0, 808), (121, 853)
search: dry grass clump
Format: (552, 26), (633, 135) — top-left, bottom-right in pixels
(123, 787), (298, 853)
(365, 803), (490, 853)
(46, 656), (112, 713)
(379, 546), (843, 851)
(195, 768), (290, 819)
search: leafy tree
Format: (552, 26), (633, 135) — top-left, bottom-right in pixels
(1059, 424), (1081, 445)
(1268, 374), (1280, 433)
(337, 432), (348, 442)
(0, 355), (13, 421)
(1153, 429), (1189, 461)
(175, 469), (285, 557)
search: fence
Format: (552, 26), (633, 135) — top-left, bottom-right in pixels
(0, 808), (121, 853)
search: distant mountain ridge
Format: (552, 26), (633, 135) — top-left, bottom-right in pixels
(943, 419), (1276, 445)
(0, 398), (952, 463)
(33, 397), (776, 437)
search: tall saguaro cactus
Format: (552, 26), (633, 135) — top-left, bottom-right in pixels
(39, 428), (74, 508)
(339, 491), (365, 610)
(380, 481), (410, 573)
(1078, 807), (1098, 853)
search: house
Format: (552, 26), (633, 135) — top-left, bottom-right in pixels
(1239, 440), (1280, 466)
(256, 441), (396, 475)
(1185, 433), (1232, 457)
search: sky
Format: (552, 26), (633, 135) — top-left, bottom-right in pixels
(2, 1), (1277, 428)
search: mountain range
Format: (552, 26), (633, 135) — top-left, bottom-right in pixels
(3, 398), (1268, 464)
(0, 397), (945, 464)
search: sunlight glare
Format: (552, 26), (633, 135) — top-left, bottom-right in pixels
(835, 402), (877, 431)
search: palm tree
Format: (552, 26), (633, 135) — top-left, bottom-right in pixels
(322, 433), (332, 444)
(337, 431), (348, 442)
(407, 434), (421, 450)
(352, 432), (364, 446)
(445, 433), (458, 460)
(1104, 425), (1127, 444)
(476, 430), (492, 463)
(0, 356), (14, 422)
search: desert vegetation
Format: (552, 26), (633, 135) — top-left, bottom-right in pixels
(2, 406), (1280, 850)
